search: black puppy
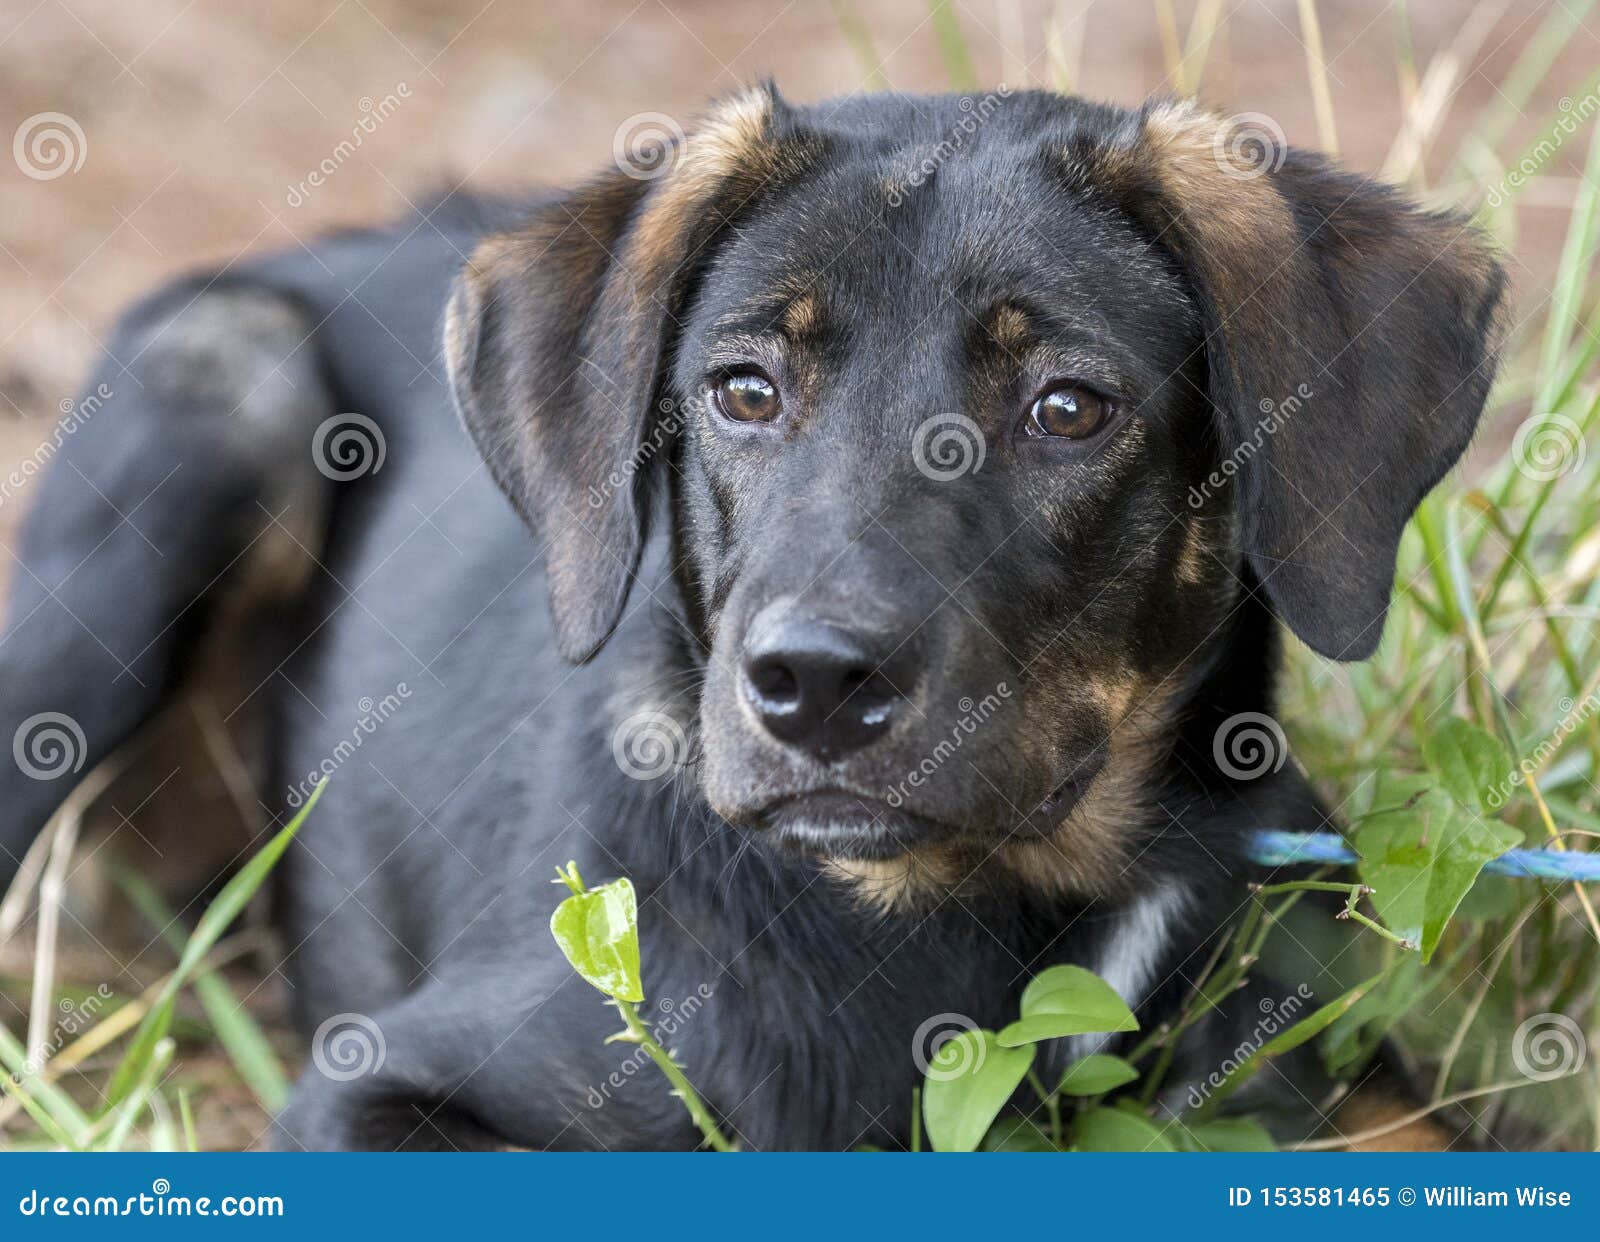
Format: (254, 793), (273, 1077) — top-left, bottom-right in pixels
(0, 87), (1503, 1150)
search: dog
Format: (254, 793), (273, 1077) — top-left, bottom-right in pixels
(0, 85), (1504, 1150)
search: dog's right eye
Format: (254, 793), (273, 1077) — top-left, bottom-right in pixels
(713, 373), (781, 423)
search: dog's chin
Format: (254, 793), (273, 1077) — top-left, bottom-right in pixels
(754, 792), (958, 862)
(731, 754), (1107, 863)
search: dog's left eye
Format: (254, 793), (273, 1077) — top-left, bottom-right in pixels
(713, 373), (781, 423)
(1024, 383), (1114, 439)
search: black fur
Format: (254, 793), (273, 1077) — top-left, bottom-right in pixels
(0, 90), (1504, 1150)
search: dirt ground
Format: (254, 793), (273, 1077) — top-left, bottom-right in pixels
(3, 0), (1593, 441)
(1, 0), (1597, 1149)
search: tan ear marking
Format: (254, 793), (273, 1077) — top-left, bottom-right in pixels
(1128, 101), (1299, 354)
(628, 85), (780, 289)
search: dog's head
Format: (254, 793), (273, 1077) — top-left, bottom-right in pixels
(446, 87), (1504, 899)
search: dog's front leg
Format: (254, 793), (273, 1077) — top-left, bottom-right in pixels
(273, 972), (710, 1152)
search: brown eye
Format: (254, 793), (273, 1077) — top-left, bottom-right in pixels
(714, 373), (781, 423)
(1027, 384), (1112, 439)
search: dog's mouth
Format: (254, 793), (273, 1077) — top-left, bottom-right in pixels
(750, 750), (1107, 862)
(758, 791), (957, 861)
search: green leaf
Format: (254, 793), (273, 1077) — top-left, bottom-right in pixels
(1071, 1105), (1175, 1152)
(1355, 779), (1522, 960)
(549, 877), (644, 1002)
(1180, 1118), (1277, 1152)
(981, 1115), (1062, 1151)
(1321, 955), (1423, 1074)
(105, 781), (324, 1107)
(996, 965), (1138, 1046)
(1422, 717), (1515, 814)
(1057, 1053), (1140, 1096)
(920, 1030), (1034, 1152)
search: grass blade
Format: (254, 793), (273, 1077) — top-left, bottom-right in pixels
(104, 781), (324, 1107)
(927, 0), (977, 91)
(0, 1021), (90, 1146)
(116, 869), (291, 1113)
(828, 0), (890, 90)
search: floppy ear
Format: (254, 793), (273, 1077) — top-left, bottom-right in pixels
(1089, 101), (1507, 659)
(445, 84), (807, 662)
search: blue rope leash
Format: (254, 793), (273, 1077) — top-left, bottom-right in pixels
(1248, 829), (1600, 883)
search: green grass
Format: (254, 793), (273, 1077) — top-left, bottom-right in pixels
(0, 786), (320, 1151)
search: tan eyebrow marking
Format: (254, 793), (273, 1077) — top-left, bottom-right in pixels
(781, 292), (822, 339)
(986, 304), (1032, 357)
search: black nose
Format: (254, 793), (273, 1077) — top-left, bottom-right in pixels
(741, 613), (914, 762)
